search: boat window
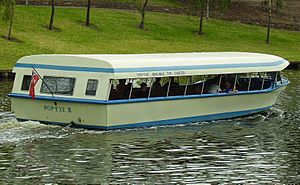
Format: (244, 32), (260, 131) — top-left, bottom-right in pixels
(185, 75), (205, 95)
(109, 79), (132, 100)
(86, 79), (98, 96)
(130, 78), (151, 99)
(202, 75), (222, 94)
(147, 77), (169, 97)
(167, 76), (187, 96)
(21, 75), (32, 91)
(40, 76), (76, 96)
(108, 72), (281, 100)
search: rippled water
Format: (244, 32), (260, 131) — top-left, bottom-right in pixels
(0, 71), (299, 184)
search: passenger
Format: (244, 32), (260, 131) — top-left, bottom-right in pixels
(206, 75), (221, 94)
(152, 78), (162, 89)
(116, 79), (127, 98)
(170, 77), (179, 87)
(207, 83), (221, 94)
(135, 82), (148, 98)
(223, 81), (233, 93)
(151, 78), (163, 97)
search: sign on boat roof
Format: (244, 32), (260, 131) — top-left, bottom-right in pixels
(14, 52), (289, 78)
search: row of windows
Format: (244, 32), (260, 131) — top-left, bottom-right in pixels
(109, 72), (281, 100)
(21, 75), (98, 96)
(20, 72), (282, 99)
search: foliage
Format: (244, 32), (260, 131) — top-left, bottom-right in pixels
(0, 0), (15, 22)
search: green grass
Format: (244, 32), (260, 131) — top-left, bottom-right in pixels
(107, 0), (183, 7)
(0, 5), (299, 70)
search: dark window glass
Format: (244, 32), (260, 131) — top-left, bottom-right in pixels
(21, 75), (32, 90)
(86, 79), (98, 96)
(40, 76), (75, 96)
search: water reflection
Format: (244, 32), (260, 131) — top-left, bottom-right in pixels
(0, 71), (299, 184)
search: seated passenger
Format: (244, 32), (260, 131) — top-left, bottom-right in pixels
(207, 83), (221, 94)
(116, 79), (127, 99)
(151, 78), (164, 97)
(170, 77), (179, 87)
(223, 81), (233, 93)
(135, 83), (148, 98)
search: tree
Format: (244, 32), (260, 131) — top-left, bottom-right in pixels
(86, 0), (91, 27)
(206, 0), (210, 19)
(266, 0), (272, 44)
(133, 0), (149, 29)
(0, 0), (15, 40)
(49, 0), (55, 30)
(274, 0), (283, 13)
(186, 0), (230, 35)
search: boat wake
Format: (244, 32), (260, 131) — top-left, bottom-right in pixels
(0, 113), (75, 144)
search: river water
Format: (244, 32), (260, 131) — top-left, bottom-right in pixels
(0, 71), (299, 184)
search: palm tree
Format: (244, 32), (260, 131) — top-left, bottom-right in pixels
(49, 0), (55, 30)
(0, 0), (15, 40)
(86, 0), (91, 27)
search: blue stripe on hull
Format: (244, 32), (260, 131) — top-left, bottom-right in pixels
(16, 106), (271, 130)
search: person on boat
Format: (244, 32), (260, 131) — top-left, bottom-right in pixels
(135, 82), (148, 98)
(206, 75), (221, 94)
(116, 79), (128, 99)
(207, 84), (221, 94)
(151, 78), (163, 97)
(223, 81), (233, 93)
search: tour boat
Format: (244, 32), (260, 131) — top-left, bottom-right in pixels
(8, 52), (290, 130)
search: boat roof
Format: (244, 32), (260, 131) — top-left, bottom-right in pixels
(14, 52), (290, 78)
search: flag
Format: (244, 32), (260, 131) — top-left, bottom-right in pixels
(29, 69), (40, 100)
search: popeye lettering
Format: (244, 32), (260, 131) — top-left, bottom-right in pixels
(44, 105), (72, 113)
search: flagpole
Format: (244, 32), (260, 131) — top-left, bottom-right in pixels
(32, 67), (54, 98)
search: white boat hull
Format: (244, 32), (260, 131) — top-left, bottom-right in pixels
(10, 86), (285, 130)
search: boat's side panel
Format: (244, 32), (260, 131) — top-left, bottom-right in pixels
(10, 98), (108, 127)
(106, 88), (283, 128)
(11, 87), (284, 130)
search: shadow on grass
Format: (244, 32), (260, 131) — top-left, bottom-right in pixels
(77, 20), (101, 31)
(193, 31), (205, 37)
(43, 25), (62, 32)
(0, 35), (23, 43)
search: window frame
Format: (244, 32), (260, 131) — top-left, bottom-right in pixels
(85, 79), (99, 96)
(21, 75), (32, 91)
(40, 76), (76, 96)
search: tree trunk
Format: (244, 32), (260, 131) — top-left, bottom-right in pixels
(139, 0), (149, 29)
(275, 1), (279, 13)
(7, 2), (14, 40)
(206, 0), (209, 19)
(266, 0), (272, 44)
(86, 0), (91, 27)
(198, 1), (205, 35)
(139, 12), (145, 29)
(49, 0), (55, 30)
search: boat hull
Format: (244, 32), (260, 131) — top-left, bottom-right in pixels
(10, 86), (285, 130)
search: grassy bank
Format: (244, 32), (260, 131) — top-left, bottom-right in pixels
(0, 6), (299, 70)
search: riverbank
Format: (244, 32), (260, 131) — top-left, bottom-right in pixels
(0, 6), (299, 71)
(15, 0), (300, 31)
